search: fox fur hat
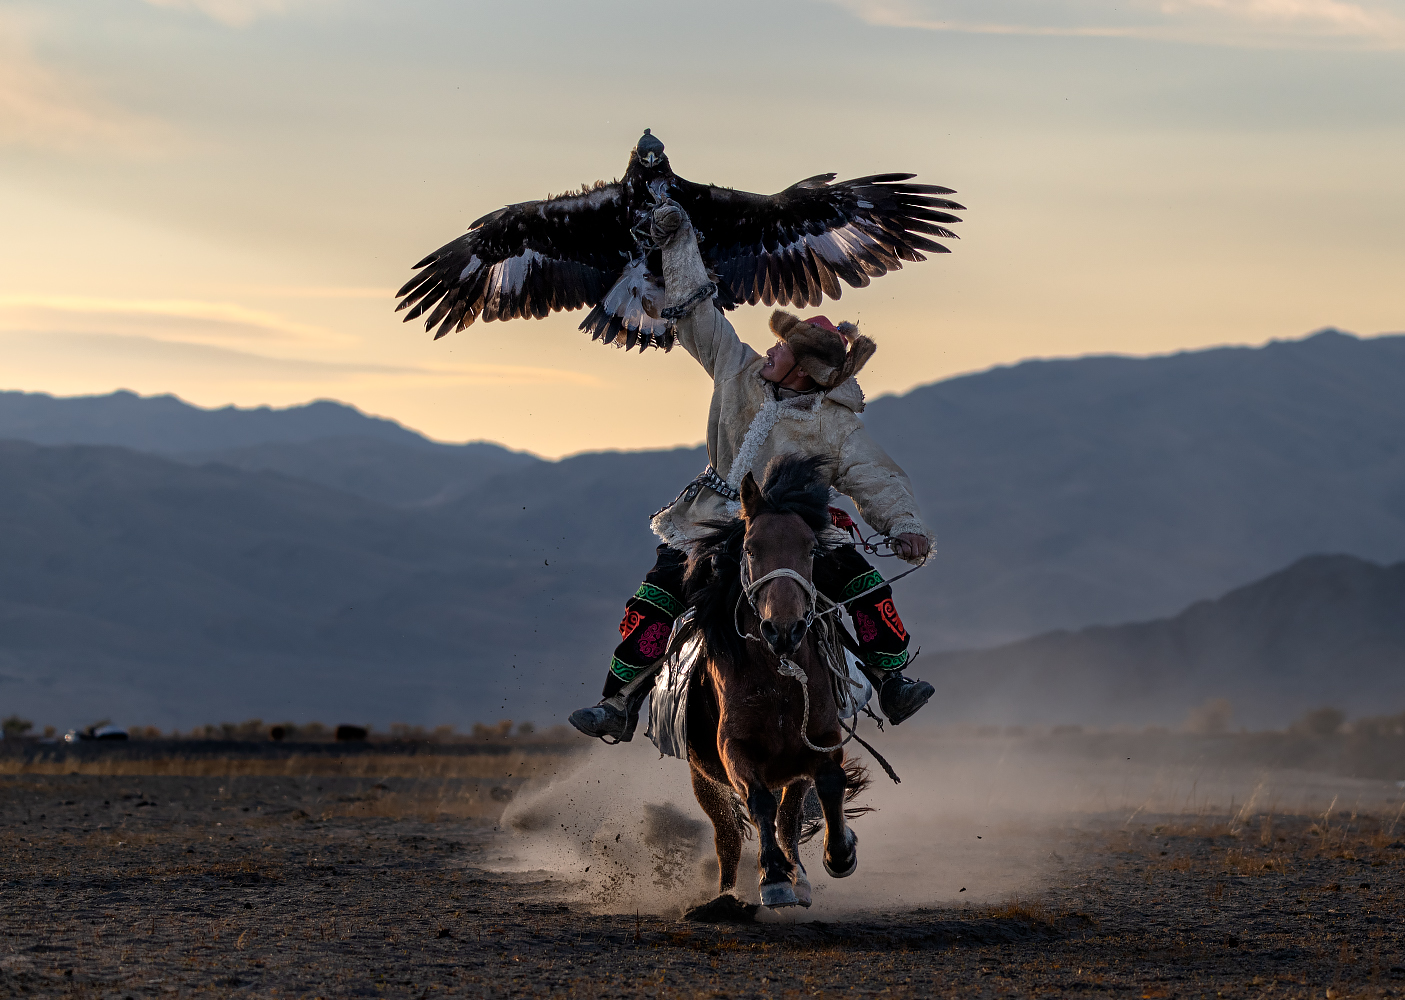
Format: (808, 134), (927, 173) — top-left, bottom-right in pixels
(769, 310), (876, 389)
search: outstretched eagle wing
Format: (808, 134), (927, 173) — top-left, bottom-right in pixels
(395, 184), (632, 340)
(672, 173), (963, 310)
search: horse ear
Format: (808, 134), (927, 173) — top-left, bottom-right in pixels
(739, 472), (763, 520)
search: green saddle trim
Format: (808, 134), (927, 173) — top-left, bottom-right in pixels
(840, 569), (885, 603)
(609, 657), (641, 683)
(633, 582), (684, 619)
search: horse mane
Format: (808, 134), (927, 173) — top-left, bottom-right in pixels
(745, 453), (835, 534)
(677, 455), (834, 669)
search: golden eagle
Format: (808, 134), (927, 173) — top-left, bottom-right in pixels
(395, 130), (963, 351)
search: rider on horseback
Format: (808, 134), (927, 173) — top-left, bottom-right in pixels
(569, 201), (937, 743)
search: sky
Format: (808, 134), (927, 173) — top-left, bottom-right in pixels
(1, 0), (1402, 457)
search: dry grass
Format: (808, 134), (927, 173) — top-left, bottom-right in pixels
(1146, 817), (1244, 839)
(311, 782), (510, 822)
(3, 761), (1404, 999)
(0, 750), (574, 779)
(984, 895), (1056, 923)
(1124, 803), (1405, 899)
(1219, 845), (1294, 875)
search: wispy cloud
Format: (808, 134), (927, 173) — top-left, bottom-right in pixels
(0, 294), (355, 350)
(232, 286), (392, 300)
(0, 330), (602, 388)
(831, 0), (1405, 48)
(139, 0), (332, 28)
(0, 14), (170, 151)
(0, 293), (599, 389)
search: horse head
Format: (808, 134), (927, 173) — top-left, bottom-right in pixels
(739, 469), (821, 658)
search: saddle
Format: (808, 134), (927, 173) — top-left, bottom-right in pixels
(645, 614), (874, 761)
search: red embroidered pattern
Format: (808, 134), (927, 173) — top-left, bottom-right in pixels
(829, 506), (855, 531)
(877, 599), (907, 640)
(619, 608), (645, 640)
(854, 610), (878, 643)
(637, 622), (671, 659)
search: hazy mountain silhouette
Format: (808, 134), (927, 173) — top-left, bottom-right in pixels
(923, 554), (1405, 730)
(862, 328), (1405, 647)
(1, 328), (1402, 728)
(0, 389), (541, 506)
(177, 437), (541, 507)
(0, 439), (700, 730)
(0, 389), (431, 451)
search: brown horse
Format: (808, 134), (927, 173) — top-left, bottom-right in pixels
(676, 455), (869, 912)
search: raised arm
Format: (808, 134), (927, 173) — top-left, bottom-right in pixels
(652, 204), (756, 381)
(835, 425), (935, 564)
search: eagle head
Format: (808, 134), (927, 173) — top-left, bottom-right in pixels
(632, 129), (667, 170)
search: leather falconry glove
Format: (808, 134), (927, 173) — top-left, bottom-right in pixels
(650, 201), (688, 246)
(642, 202), (703, 320)
(651, 202), (716, 321)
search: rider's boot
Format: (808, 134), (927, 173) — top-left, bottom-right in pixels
(830, 561), (934, 725)
(571, 547), (687, 743)
(877, 672), (935, 726)
(568, 666), (657, 743)
(568, 693), (638, 743)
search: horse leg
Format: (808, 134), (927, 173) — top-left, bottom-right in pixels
(689, 764), (742, 896)
(776, 781), (812, 907)
(721, 743), (797, 908)
(816, 756), (859, 878)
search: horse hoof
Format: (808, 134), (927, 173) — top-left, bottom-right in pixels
(823, 829), (859, 879)
(792, 867), (813, 907)
(760, 880), (800, 909)
(684, 893), (759, 924)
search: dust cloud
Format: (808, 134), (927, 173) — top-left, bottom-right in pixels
(489, 725), (1405, 918)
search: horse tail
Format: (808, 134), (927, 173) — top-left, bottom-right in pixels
(730, 791), (755, 842)
(798, 756), (876, 842)
(841, 755), (877, 821)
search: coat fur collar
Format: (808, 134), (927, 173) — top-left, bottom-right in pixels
(724, 376), (866, 505)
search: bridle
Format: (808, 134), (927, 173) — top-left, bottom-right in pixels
(730, 536), (904, 779)
(741, 565), (819, 629)
(735, 562), (824, 646)
(734, 558), (866, 757)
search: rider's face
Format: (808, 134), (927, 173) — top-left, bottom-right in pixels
(760, 341), (798, 384)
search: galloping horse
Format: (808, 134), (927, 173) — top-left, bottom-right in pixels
(676, 455), (869, 910)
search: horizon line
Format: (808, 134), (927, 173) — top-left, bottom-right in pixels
(3, 325), (1398, 460)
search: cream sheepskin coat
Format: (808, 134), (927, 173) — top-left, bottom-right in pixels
(649, 215), (934, 563)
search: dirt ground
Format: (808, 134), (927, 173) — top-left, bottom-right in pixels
(2, 738), (1405, 999)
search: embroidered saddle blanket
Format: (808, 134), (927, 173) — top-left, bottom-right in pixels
(646, 619), (874, 761)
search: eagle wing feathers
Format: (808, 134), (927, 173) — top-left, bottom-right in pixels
(396, 164), (963, 344)
(395, 185), (630, 340)
(674, 173), (963, 310)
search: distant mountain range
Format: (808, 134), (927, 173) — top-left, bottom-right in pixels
(0, 389), (432, 451)
(1, 328), (1402, 729)
(925, 554), (1405, 729)
(0, 389), (541, 507)
(0, 438), (699, 730)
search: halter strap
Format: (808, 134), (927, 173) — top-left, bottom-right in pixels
(742, 567), (816, 604)
(740, 565), (841, 635)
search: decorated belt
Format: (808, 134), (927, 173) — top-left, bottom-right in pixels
(653, 464), (740, 517)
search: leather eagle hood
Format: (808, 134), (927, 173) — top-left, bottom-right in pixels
(769, 310), (877, 390)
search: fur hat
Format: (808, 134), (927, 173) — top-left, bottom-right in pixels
(768, 310), (876, 389)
